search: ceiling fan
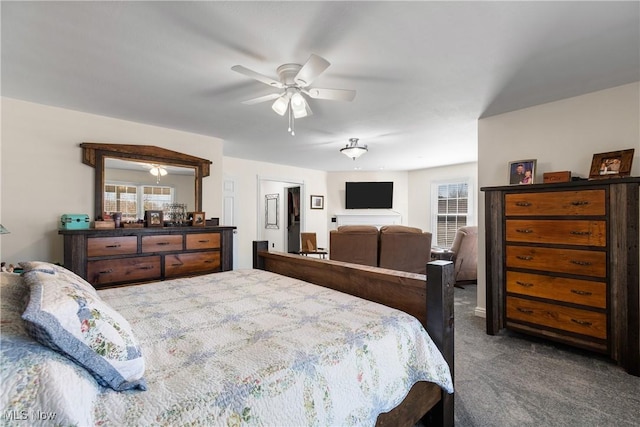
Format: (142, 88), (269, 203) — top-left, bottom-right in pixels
(231, 54), (356, 135)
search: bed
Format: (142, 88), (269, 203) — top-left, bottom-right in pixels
(0, 241), (454, 426)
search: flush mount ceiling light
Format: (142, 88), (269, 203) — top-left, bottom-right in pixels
(232, 54), (356, 136)
(341, 138), (368, 160)
(149, 165), (168, 183)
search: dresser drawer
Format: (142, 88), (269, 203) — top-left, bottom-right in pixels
(87, 256), (161, 286)
(507, 296), (606, 339)
(165, 252), (221, 277)
(87, 236), (138, 257)
(142, 234), (183, 252)
(506, 220), (606, 246)
(506, 271), (606, 309)
(505, 190), (605, 216)
(186, 233), (220, 250)
(506, 245), (606, 277)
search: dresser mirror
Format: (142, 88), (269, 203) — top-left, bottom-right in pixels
(81, 143), (212, 220)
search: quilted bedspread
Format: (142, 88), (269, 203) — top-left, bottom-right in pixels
(1, 269), (452, 426)
(95, 269), (452, 426)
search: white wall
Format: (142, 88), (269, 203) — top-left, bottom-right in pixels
(326, 170), (409, 224)
(477, 82), (640, 316)
(0, 97), (224, 264)
(223, 156), (328, 269)
(408, 162), (478, 234)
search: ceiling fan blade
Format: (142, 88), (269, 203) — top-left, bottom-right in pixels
(294, 54), (330, 87)
(241, 93), (282, 105)
(303, 87), (356, 102)
(231, 65), (284, 88)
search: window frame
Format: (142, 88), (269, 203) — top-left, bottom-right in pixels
(431, 178), (474, 249)
(104, 181), (175, 220)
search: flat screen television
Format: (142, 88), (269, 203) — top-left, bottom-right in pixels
(345, 181), (393, 209)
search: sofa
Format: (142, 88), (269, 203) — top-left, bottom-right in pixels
(328, 225), (379, 267)
(378, 225), (433, 274)
(329, 225), (433, 274)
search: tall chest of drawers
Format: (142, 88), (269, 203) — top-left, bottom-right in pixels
(482, 178), (639, 375)
(59, 226), (235, 289)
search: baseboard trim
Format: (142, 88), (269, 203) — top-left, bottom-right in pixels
(474, 306), (486, 318)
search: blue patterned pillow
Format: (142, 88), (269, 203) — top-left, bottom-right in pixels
(21, 266), (147, 391)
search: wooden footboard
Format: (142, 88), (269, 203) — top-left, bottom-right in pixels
(252, 241), (455, 427)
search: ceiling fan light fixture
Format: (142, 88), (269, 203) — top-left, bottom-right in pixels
(150, 165), (168, 183)
(271, 94), (289, 116)
(340, 138), (368, 160)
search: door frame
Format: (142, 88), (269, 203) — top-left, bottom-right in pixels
(257, 175), (305, 253)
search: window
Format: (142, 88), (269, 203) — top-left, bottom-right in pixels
(104, 183), (173, 220)
(432, 180), (472, 248)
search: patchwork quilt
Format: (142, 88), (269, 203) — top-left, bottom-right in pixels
(2, 269), (452, 426)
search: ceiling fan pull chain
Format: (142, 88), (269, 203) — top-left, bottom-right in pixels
(288, 102), (295, 136)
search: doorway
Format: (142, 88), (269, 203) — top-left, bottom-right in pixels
(287, 186), (301, 254)
(257, 176), (305, 253)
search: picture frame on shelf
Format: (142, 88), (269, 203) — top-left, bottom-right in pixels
(588, 148), (634, 180)
(508, 159), (536, 185)
(310, 195), (324, 210)
(145, 210), (163, 227)
(191, 211), (206, 227)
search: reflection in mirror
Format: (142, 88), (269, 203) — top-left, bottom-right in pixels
(104, 158), (196, 221)
(265, 194), (279, 229)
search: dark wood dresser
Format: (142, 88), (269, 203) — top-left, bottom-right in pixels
(482, 178), (639, 375)
(59, 226), (235, 289)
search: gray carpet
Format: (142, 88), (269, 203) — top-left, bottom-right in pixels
(452, 285), (640, 426)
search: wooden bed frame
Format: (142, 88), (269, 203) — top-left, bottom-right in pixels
(253, 241), (455, 427)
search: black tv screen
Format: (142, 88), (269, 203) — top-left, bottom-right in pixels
(345, 181), (393, 209)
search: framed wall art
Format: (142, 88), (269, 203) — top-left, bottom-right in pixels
(265, 194), (279, 229)
(310, 195), (324, 210)
(508, 159), (536, 185)
(589, 148), (634, 179)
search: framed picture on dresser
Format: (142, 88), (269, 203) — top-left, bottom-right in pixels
(191, 212), (206, 227)
(508, 159), (536, 185)
(145, 210), (163, 227)
(589, 148), (634, 179)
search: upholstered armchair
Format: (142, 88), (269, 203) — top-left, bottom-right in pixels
(378, 225), (433, 274)
(329, 225), (379, 267)
(450, 225), (478, 283)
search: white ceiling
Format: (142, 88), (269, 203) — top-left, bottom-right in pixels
(2, 2), (638, 172)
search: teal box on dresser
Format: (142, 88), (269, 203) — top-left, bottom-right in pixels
(59, 214), (90, 230)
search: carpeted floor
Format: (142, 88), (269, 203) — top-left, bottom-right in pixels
(452, 285), (640, 426)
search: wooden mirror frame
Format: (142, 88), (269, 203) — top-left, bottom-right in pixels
(80, 142), (212, 220)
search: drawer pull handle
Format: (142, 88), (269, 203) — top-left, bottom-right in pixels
(198, 239), (210, 243)
(571, 289), (593, 296)
(516, 256), (533, 261)
(570, 231), (592, 236)
(570, 260), (592, 266)
(571, 319), (592, 327)
(516, 281), (533, 287)
(171, 263), (183, 267)
(99, 269), (113, 274)
(515, 201), (532, 207)
(156, 242), (171, 246)
(204, 260), (213, 264)
(138, 266), (154, 270)
(571, 201), (590, 206)
(515, 229), (533, 233)
(105, 244), (121, 248)
(516, 307), (534, 314)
